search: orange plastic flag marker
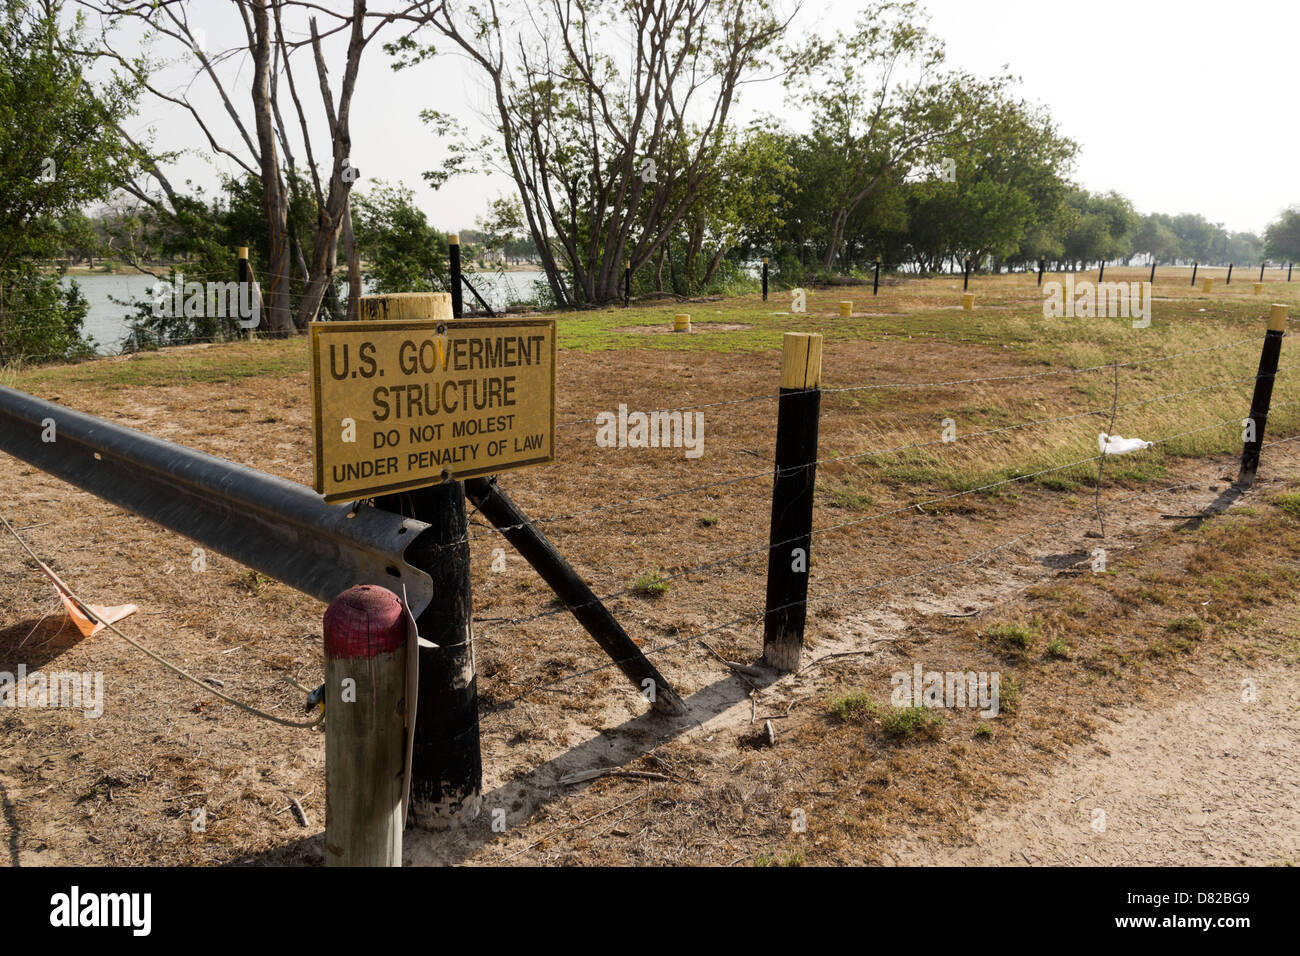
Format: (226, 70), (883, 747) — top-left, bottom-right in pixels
(32, 556), (137, 637)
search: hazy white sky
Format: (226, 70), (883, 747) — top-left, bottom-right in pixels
(123, 0), (1299, 235)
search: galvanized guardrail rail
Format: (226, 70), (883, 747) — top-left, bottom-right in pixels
(0, 385), (435, 615)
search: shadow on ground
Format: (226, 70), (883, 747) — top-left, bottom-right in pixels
(233, 663), (780, 866)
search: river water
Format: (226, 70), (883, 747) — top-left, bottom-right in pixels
(64, 270), (549, 354)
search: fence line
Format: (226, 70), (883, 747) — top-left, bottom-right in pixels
(486, 405), (1295, 711)
(466, 366), (1291, 540)
(478, 469), (1240, 717)
(820, 337), (1259, 394)
(470, 403), (1295, 656)
(549, 338), (1262, 430)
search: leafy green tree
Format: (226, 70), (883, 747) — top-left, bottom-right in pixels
(1168, 213), (1222, 263)
(0, 0), (135, 363)
(1264, 206), (1300, 264)
(409, 0), (788, 306)
(660, 123), (796, 293)
(904, 100), (1075, 273)
(474, 197), (541, 263)
(783, 0), (1016, 271)
(1130, 213), (1180, 264)
(1225, 231), (1263, 265)
(351, 182), (448, 295)
(1060, 190), (1138, 268)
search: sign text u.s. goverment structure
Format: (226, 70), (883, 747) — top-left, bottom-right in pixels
(310, 318), (555, 502)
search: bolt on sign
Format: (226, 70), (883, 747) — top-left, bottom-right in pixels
(310, 318), (556, 502)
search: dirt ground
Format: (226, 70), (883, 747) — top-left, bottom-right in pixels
(2, 310), (1299, 866)
(889, 654), (1300, 866)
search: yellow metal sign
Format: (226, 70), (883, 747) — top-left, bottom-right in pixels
(310, 318), (556, 502)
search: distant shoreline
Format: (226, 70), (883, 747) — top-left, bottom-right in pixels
(45, 260), (546, 277)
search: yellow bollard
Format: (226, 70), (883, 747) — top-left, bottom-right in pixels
(1270, 303), (1288, 332)
(839, 301), (852, 317)
(357, 291), (452, 321)
(674, 313), (690, 333)
(1254, 282), (1264, 295)
(961, 292), (974, 311)
(1202, 278), (1213, 293)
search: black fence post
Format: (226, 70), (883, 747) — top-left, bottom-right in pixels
(1037, 256), (1045, 287)
(1260, 262), (1267, 283)
(762, 332), (823, 672)
(1237, 304), (1288, 488)
(762, 258), (769, 301)
(449, 233), (464, 318)
(397, 481), (480, 829)
(1150, 259), (1157, 285)
(366, 289), (480, 831)
(1289, 262), (1294, 282)
(1191, 262), (1198, 287)
(237, 245), (253, 337)
(1226, 262), (1234, 285)
(1098, 260), (1105, 282)
(963, 257), (971, 291)
(873, 257), (881, 295)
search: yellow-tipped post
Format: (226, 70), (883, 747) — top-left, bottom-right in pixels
(236, 247), (255, 337)
(1203, 278), (1213, 293)
(839, 301), (853, 317)
(961, 292), (975, 311)
(1254, 282), (1264, 295)
(764, 332), (824, 672)
(1269, 303), (1288, 333)
(674, 313), (691, 333)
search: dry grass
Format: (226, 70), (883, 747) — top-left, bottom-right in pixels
(1, 271), (1298, 865)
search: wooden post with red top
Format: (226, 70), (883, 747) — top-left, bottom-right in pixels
(323, 585), (409, 867)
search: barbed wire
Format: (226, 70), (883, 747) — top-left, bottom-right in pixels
(473, 367), (1293, 541)
(551, 337), (1260, 432)
(480, 405), (1300, 716)
(470, 407), (1288, 650)
(819, 337), (1259, 395)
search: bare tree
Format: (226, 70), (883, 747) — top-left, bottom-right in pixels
(76, 0), (429, 331)
(401, 0), (793, 306)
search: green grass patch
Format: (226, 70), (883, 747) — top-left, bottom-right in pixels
(985, 619), (1042, 653)
(826, 690), (876, 723)
(823, 483), (875, 511)
(996, 673), (1022, 715)
(1166, 616), (1205, 638)
(879, 705), (943, 738)
(1273, 492), (1300, 518)
(754, 848), (805, 867)
(11, 339), (305, 389)
(631, 570), (671, 597)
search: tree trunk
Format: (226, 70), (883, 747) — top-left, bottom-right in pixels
(702, 246), (726, 287)
(250, 1), (294, 334)
(342, 198), (360, 321)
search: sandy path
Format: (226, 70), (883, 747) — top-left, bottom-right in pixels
(887, 656), (1300, 866)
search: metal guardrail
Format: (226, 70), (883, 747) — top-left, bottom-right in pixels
(0, 385), (434, 615)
